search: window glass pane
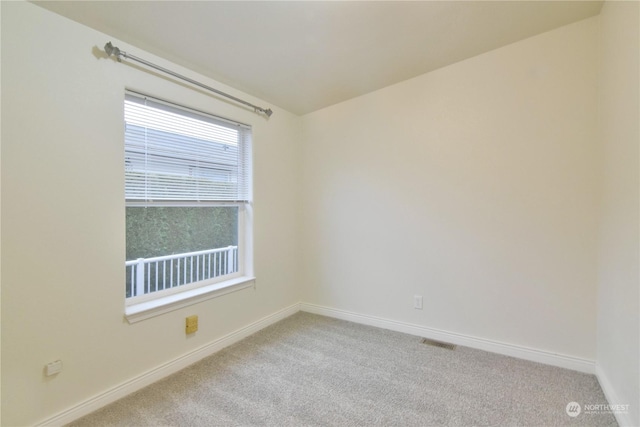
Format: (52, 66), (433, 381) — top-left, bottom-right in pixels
(125, 206), (238, 298)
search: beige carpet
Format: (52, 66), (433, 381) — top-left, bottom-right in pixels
(68, 312), (617, 426)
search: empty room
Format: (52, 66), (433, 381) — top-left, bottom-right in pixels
(1, 0), (638, 426)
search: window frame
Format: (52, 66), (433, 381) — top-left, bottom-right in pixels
(123, 91), (254, 323)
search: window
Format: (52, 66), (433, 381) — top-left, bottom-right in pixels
(124, 91), (253, 320)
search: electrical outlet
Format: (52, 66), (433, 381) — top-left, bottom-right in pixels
(186, 315), (198, 334)
(45, 360), (63, 376)
(414, 295), (423, 310)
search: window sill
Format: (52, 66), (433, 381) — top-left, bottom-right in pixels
(124, 276), (256, 323)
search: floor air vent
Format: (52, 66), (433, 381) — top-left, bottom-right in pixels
(421, 338), (457, 350)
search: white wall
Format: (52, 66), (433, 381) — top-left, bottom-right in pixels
(301, 17), (600, 360)
(597, 2), (640, 425)
(0, 2), (300, 425)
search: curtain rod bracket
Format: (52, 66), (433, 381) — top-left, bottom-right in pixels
(104, 42), (273, 118)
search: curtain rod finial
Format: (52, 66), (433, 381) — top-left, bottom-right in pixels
(104, 42), (122, 61)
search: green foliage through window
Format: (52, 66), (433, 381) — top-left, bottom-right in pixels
(126, 206), (238, 261)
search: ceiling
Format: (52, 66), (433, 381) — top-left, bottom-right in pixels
(34, 1), (603, 115)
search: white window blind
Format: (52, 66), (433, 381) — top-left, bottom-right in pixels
(124, 92), (252, 203)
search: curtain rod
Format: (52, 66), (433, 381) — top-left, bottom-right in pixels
(104, 42), (273, 118)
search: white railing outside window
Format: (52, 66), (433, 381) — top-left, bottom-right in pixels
(125, 246), (238, 298)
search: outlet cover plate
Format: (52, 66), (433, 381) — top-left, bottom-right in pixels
(414, 295), (423, 310)
(186, 315), (198, 334)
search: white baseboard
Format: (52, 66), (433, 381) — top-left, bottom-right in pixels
(300, 303), (596, 374)
(36, 302), (301, 427)
(596, 364), (637, 427)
